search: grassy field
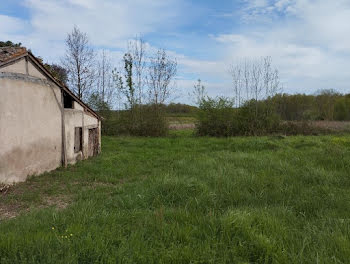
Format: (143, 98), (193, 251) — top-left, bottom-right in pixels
(1, 132), (350, 263)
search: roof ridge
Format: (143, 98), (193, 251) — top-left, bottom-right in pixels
(0, 46), (101, 120)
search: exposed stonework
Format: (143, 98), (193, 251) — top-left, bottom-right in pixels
(0, 72), (53, 86)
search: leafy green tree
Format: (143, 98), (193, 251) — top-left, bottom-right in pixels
(87, 92), (111, 117)
(334, 96), (350, 121)
(45, 64), (68, 85)
(314, 89), (340, 120)
(0, 41), (21, 47)
(112, 53), (136, 109)
(35, 56), (69, 85)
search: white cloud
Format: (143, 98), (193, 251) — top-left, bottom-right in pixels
(274, 0), (292, 11)
(212, 0), (350, 94)
(1, 0), (182, 62)
(177, 55), (227, 79)
(1, 0), (350, 99)
(0, 15), (26, 33)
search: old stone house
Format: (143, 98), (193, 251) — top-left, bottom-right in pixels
(0, 47), (101, 184)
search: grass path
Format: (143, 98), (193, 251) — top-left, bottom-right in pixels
(1, 133), (350, 263)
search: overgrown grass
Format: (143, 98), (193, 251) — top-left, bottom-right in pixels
(1, 134), (350, 263)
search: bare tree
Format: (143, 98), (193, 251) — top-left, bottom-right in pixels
(112, 43), (177, 109)
(111, 53), (136, 109)
(147, 49), (177, 105)
(128, 36), (147, 104)
(243, 59), (251, 103)
(262, 57), (282, 117)
(229, 56), (282, 106)
(190, 79), (207, 106)
(111, 37), (147, 110)
(96, 50), (114, 105)
(251, 60), (263, 117)
(263, 56), (281, 98)
(229, 64), (243, 107)
(112, 67), (124, 112)
(62, 26), (95, 100)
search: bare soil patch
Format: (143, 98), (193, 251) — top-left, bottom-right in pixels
(0, 182), (71, 220)
(309, 121), (350, 131)
(169, 123), (195, 130)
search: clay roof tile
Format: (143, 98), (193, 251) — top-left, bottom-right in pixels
(0, 47), (27, 64)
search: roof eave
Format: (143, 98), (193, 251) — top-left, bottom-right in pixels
(27, 52), (101, 120)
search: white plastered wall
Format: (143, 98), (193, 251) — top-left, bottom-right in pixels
(0, 60), (62, 183)
(64, 109), (100, 164)
(0, 57), (101, 183)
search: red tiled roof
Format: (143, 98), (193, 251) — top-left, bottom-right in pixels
(0, 47), (27, 64)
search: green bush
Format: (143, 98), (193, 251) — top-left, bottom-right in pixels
(271, 91), (350, 121)
(195, 97), (281, 137)
(101, 111), (130, 136)
(195, 97), (237, 137)
(164, 103), (198, 116)
(195, 96), (339, 136)
(101, 105), (168, 137)
(334, 97), (350, 121)
(238, 100), (281, 135)
(127, 105), (168, 137)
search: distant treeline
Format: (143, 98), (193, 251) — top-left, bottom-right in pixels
(158, 91), (350, 121)
(163, 92), (350, 121)
(98, 103), (198, 136)
(196, 89), (350, 137)
(161, 103), (198, 116)
(99, 91), (350, 136)
(101, 103), (198, 116)
(271, 91), (350, 121)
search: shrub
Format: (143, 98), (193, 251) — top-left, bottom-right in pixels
(164, 103), (198, 116)
(101, 111), (130, 136)
(195, 97), (237, 137)
(238, 100), (281, 135)
(127, 105), (168, 137)
(100, 105), (168, 137)
(334, 97), (350, 121)
(195, 97), (281, 137)
(195, 95), (341, 137)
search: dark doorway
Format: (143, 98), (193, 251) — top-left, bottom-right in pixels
(74, 127), (82, 153)
(63, 91), (74, 108)
(88, 128), (99, 157)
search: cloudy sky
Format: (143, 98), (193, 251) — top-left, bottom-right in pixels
(1, 0), (350, 103)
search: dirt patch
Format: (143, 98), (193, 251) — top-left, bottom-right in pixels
(0, 181), (71, 221)
(309, 121), (350, 131)
(73, 180), (122, 188)
(169, 123), (195, 130)
(0, 204), (22, 220)
(0, 194), (71, 221)
(168, 121), (350, 132)
(41, 195), (70, 209)
(77, 177), (140, 188)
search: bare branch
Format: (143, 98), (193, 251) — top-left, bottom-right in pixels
(147, 49), (177, 105)
(96, 50), (115, 105)
(190, 79), (207, 106)
(61, 26), (95, 100)
(128, 36), (147, 104)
